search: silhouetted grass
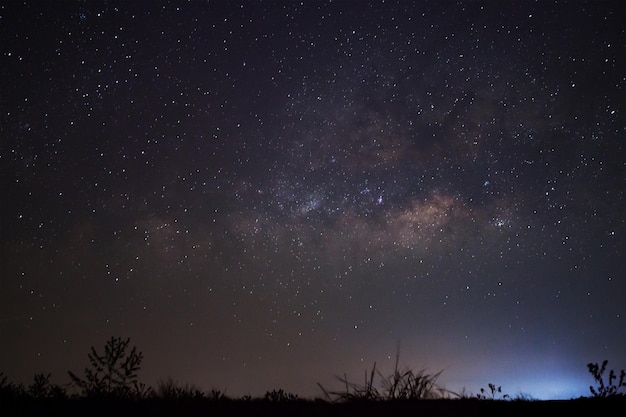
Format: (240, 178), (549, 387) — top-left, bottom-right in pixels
(155, 377), (207, 401)
(2, 339), (626, 416)
(318, 353), (448, 402)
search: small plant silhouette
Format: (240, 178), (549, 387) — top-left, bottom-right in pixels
(0, 372), (26, 401)
(318, 350), (446, 402)
(209, 388), (227, 401)
(587, 360), (626, 397)
(476, 383), (509, 400)
(263, 388), (298, 402)
(381, 357), (445, 400)
(68, 336), (150, 399)
(156, 377), (205, 400)
(323, 363), (380, 401)
(28, 373), (67, 399)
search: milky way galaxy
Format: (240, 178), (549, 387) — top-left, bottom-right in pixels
(1, 1), (624, 400)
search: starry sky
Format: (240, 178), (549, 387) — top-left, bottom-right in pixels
(1, 0), (624, 400)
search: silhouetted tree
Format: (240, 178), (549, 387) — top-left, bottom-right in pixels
(68, 336), (150, 399)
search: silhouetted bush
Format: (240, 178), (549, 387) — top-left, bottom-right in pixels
(0, 372), (26, 402)
(587, 360), (626, 397)
(68, 336), (151, 399)
(28, 373), (67, 399)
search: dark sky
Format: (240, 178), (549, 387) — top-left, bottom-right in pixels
(1, 0), (624, 400)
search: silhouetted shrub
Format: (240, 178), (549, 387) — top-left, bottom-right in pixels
(0, 372), (26, 401)
(587, 360), (626, 397)
(68, 336), (150, 399)
(28, 373), (67, 399)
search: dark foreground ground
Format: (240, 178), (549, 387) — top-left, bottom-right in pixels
(2, 396), (625, 417)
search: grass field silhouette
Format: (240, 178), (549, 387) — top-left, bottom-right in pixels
(1, 337), (624, 416)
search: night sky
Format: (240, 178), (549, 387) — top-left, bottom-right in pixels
(1, 0), (624, 400)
